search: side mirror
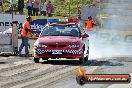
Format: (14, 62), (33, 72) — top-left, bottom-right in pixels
(81, 33), (89, 38)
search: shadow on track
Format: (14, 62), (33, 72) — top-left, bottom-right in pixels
(83, 60), (124, 66)
(41, 60), (81, 66)
(41, 59), (124, 66)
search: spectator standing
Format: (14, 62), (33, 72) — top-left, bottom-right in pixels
(47, 1), (54, 17)
(10, 0), (16, 11)
(85, 16), (96, 30)
(32, 0), (40, 16)
(26, 0), (32, 16)
(0, 0), (3, 12)
(18, 0), (24, 14)
(40, 0), (47, 16)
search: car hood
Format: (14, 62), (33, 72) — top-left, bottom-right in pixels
(36, 36), (82, 45)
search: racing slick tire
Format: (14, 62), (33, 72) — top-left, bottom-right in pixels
(34, 57), (40, 63)
(84, 56), (88, 61)
(84, 50), (89, 61)
(13, 50), (19, 56)
(42, 58), (49, 61)
(79, 57), (84, 64)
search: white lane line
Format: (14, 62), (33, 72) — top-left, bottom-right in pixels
(13, 60), (33, 66)
(107, 73), (132, 88)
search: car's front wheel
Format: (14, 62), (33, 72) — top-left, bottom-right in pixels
(84, 56), (88, 61)
(84, 50), (89, 61)
(84, 52), (89, 61)
(42, 58), (49, 61)
(34, 57), (40, 63)
(79, 57), (84, 64)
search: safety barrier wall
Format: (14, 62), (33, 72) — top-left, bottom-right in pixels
(0, 21), (18, 54)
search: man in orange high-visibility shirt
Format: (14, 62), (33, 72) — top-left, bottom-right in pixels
(19, 16), (32, 56)
(85, 16), (96, 30)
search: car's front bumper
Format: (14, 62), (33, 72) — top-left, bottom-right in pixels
(33, 49), (83, 59)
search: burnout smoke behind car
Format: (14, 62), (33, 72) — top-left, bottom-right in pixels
(87, 0), (132, 59)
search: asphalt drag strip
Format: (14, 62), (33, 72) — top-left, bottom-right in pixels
(0, 55), (100, 88)
(47, 56), (132, 88)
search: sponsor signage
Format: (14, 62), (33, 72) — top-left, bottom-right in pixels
(30, 18), (59, 30)
(30, 18), (59, 34)
(0, 14), (60, 35)
(30, 19), (47, 31)
(76, 67), (131, 85)
(0, 14), (26, 34)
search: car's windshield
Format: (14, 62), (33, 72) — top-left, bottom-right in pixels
(40, 24), (81, 37)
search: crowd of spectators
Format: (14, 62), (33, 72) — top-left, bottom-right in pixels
(0, 0), (55, 17)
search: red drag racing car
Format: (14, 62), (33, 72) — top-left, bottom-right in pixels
(33, 22), (89, 63)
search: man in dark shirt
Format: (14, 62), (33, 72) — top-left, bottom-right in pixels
(18, 0), (24, 14)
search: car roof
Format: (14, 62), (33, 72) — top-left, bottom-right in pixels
(48, 22), (78, 26)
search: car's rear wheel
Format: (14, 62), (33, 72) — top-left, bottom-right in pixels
(34, 57), (40, 63)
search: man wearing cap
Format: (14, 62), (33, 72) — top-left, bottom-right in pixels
(19, 16), (32, 56)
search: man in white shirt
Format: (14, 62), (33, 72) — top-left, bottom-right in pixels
(40, 0), (47, 16)
(10, 0), (16, 11)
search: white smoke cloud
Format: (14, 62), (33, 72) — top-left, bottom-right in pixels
(86, 0), (132, 60)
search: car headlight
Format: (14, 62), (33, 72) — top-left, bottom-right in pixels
(35, 43), (47, 48)
(68, 45), (80, 48)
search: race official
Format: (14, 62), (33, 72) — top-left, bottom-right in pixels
(85, 16), (96, 30)
(19, 16), (32, 56)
